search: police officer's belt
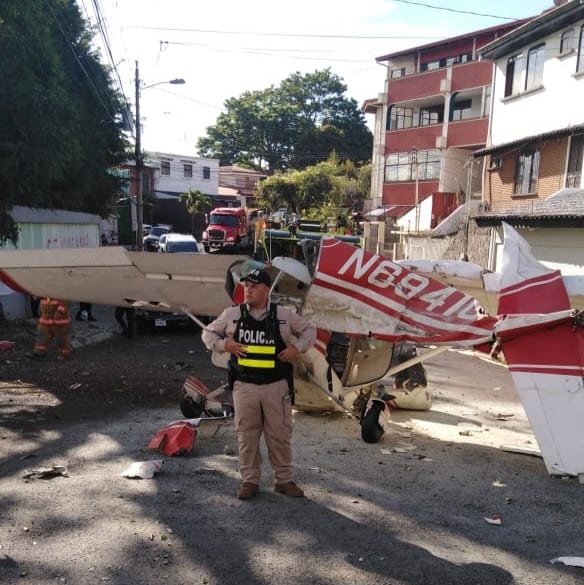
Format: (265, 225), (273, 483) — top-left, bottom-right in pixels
(235, 373), (287, 386)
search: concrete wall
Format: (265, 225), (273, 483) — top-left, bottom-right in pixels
(0, 207), (100, 320)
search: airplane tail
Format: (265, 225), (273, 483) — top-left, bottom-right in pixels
(495, 223), (584, 477)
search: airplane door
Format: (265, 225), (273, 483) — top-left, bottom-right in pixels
(341, 338), (394, 389)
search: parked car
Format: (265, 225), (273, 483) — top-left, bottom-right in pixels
(136, 233), (204, 331)
(135, 308), (197, 332)
(143, 225), (171, 251)
(157, 233), (201, 254)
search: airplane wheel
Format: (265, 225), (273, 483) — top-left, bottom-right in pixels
(360, 399), (386, 444)
(180, 395), (204, 418)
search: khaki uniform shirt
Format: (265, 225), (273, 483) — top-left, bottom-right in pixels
(202, 303), (316, 355)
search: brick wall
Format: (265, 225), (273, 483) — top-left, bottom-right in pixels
(483, 136), (569, 212)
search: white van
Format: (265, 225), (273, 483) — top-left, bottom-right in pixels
(157, 233), (201, 253)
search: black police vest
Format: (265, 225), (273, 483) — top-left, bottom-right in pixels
(228, 303), (292, 385)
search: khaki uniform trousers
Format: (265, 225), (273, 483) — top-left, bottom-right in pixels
(232, 378), (293, 485)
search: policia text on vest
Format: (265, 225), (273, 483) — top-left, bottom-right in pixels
(228, 303), (295, 401)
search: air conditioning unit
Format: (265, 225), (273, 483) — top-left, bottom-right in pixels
(440, 78), (451, 93)
(489, 157), (502, 170)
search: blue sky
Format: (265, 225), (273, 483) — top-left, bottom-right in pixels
(81, 0), (556, 154)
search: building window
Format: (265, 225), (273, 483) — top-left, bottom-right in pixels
(566, 133), (584, 188)
(420, 52), (472, 72)
(385, 149), (440, 182)
(419, 105), (443, 126)
(390, 106), (414, 129)
(514, 148), (540, 194)
(161, 161), (170, 176)
(385, 152), (413, 182)
(560, 28), (574, 54)
(390, 68), (406, 79)
(504, 53), (524, 97)
(578, 25), (584, 73)
(421, 59), (441, 71)
(525, 44), (545, 90)
(141, 172), (151, 195)
(183, 163), (193, 178)
(203, 166), (211, 180)
(451, 99), (472, 121)
(416, 149), (441, 180)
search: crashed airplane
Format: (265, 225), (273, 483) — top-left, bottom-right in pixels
(0, 223), (583, 478)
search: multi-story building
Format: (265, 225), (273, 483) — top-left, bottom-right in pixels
(218, 165), (267, 208)
(143, 151), (219, 236)
(363, 19), (529, 249)
(473, 0), (584, 274)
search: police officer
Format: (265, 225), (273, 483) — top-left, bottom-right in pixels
(202, 268), (316, 500)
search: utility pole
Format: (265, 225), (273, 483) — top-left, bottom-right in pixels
(132, 64), (185, 251)
(461, 157), (474, 261)
(134, 60), (143, 251)
(410, 148), (420, 233)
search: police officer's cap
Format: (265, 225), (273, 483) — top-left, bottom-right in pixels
(241, 268), (271, 287)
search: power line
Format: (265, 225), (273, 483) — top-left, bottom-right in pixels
(43, 0), (117, 124)
(124, 24), (443, 40)
(160, 40), (377, 63)
(389, 0), (521, 20)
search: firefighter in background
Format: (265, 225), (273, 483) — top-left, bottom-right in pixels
(32, 297), (71, 360)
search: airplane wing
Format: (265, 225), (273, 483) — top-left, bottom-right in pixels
(0, 247), (248, 316)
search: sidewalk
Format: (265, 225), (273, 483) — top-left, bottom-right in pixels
(69, 303), (118, 349)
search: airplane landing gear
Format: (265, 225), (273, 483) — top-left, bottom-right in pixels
(360, 398), (388, 443)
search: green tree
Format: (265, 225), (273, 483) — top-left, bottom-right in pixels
(281, 70), (373, 168)
(197, 69), (371, 174)
(180, 189), (212, 216)
(0, 0), (129, 243)
(255, 155), (370, 218)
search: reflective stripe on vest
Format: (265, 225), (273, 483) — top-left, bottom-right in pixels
(229, 302), (291, 384)
(237, 343), (276, 368)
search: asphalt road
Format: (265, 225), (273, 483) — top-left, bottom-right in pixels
(1, 322), (584, 585)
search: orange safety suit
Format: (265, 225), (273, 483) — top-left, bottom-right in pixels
(34, 298), (71, 359)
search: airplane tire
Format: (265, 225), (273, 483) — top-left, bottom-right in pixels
(180, 395), (204, 419)
(360, 399), (385, 443)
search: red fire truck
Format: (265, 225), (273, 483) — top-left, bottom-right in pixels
(201, 207), (252, 253)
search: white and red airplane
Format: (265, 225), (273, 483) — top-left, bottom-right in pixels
(1, 224), (583, 478)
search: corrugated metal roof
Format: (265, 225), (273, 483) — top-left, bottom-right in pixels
(431, 200), (481, 237)
(10, 206), (100, 225)
(364, 205), (410, 219)
(474, 188), (584, 226)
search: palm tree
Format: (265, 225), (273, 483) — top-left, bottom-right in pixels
(180, 189), (212, 236)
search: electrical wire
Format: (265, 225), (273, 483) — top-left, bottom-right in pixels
(42, 0), (118, 124)
(390, 0), (522, 21)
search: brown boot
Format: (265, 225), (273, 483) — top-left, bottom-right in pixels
(237, 482), (259, 500)
(274, 481), (304, 497)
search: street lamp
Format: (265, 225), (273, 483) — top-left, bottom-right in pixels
(134, 60), (185, 250)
